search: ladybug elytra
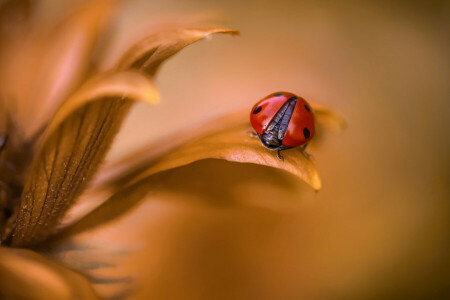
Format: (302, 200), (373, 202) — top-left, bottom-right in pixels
(250, 92), (315, 160)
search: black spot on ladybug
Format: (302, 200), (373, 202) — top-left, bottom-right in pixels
(274, 93), (283, 97)
(303, 128), (310, 139)
(288, 96), (298, 101)
(304, 105), (310, 112)
(253, 106), (262, 114)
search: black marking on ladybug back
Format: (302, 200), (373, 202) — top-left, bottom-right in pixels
(253, 106), (262, 114)
(288, 96), (298, 101)
(304, 105), (310, 112)
(274, 93), (283, 97)
(303, 128), (310, 139)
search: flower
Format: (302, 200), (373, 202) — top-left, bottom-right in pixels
(0, 0), (345, 299)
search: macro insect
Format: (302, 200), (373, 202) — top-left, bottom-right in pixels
(250, 92), (315, 160)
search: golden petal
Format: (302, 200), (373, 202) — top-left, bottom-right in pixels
(115, 27), (239, 75)
(58, 103), (345, 231)
(0, 0), (117, 138)
(95, 103), (345, 192)
(0, 247), (98, 299)
(45, 71), (159, 138)
(4, 26), (237, 247)
(128, 121), (322, 191)
(3, 72), (158, 247)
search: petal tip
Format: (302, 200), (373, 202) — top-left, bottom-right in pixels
(204, 28), (240, 37)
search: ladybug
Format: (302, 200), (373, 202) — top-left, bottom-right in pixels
(250, 92), (315, 160)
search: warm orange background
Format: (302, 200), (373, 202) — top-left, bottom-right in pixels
(45, 0), (449, 299)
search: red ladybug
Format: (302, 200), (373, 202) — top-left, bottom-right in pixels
(250, 92), (315, 160)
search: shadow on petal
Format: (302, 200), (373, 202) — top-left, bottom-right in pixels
(42, 160), (315, 300)
(50, 159), (310, 242)
(58, 104), (344, 230)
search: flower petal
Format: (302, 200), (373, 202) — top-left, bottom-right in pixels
(41, 160), (311, 299)
(45, 71), (159, 138)
(3, 72), (158, 247)
(115, 27), (239, 75)
(0, 247), (98, 299)
(58, 104), (344, 230)
(95, 104), (344, 192)
(0, 0), (117, 137)
(4, 26), (237, 247)
(127, 119), (322, 191)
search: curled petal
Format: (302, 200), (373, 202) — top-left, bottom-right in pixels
(127, 122), (322, 191)
(115, 27), (239, 75)
(0, 247), (98, 299)
(59, 104), (345, 234)
(96, 104), (345, 192)
(45, 71), (159, 138)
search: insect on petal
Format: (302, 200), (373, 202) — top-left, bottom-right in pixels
(56, 104), (345, 238)
(94, 103), (345, 194)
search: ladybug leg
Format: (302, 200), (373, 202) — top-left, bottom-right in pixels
(247, 131), (258, 137)
(277, 149), (285, 161)
(300, 144), (313, 160)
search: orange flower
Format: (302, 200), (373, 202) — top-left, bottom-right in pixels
(0, 0), (344, 298)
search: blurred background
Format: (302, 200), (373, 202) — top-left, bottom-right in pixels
(40, 0), (450, 299)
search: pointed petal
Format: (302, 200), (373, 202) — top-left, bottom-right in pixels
(0, 247), (98, 299)
(115, 27), (239, 75)
(3, 71), (158, 247)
